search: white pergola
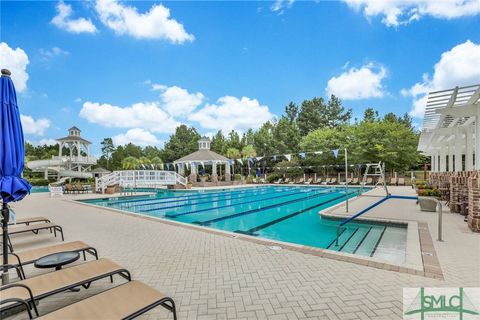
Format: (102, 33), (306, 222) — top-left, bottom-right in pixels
(418, 84), (480, 172)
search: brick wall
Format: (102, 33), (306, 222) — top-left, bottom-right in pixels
(467, 172), (480, 232)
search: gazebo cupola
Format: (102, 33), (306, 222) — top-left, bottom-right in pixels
(198, 137), (211, 150)
(68, 126), (81, 137)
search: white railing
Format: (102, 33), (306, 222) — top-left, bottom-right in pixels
(95, 170), (187, 193)
(52, 156), (97, 164)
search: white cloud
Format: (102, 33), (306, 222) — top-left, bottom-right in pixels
(343, 0), (480, 27)
(39, 47), (69, 62)
(152, 84), (204, 117)
(51, 1), (98, 34)
(271, 0), (295, 13)
(20, 115), (51, 136)
(189, 96), (274, 133)
(0, 42), (29, 92)
(79, 101), (179, 133)
(402, 40), (480, 117)
(113, 128), (160, 146)
(95, 0), (194, 43)
(326, 63), (387, 100)
(38, 138), (58, 146)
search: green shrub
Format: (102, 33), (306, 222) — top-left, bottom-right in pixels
(234, 174), (242, 181)
(267, 173), (282, 183)
(418, 188), (441, 197)
(28, 178), (49, 186)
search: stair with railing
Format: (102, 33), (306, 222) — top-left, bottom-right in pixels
(95, 170), (187, 193)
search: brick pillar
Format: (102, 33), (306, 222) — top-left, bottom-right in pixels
(467, 171), (480, 232)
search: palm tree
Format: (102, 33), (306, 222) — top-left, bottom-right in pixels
(241, 145), (257, 159)
(226, 148), (240, 159)
(150, 156), (163, 170)
(122, 156), (139, 170)
(137, 156), (151, 170)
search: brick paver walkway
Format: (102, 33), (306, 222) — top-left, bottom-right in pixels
(5, 187), (480, 319)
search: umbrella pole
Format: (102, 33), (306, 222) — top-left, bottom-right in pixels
(2, 202), (9, 284)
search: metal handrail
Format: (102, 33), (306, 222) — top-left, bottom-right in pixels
(333, 195), (419, 247)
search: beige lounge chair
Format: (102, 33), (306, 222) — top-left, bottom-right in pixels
(329, 178), (337, 185)
(2, 223), (64, 251)
(398, 177), (405, 185)
(296, 178), (304, 184)
(314, 178), (322, 184)
(304, 178), (313, 185)
(9, 216), (50, 226)
(322, 178), (331, 185)
(36, 280), (177, 320)
(351, 178), (359, 185)
(376, 177), (384, 185)
(365, 177), (373, 185)
(8, 241), (98, 279)
(0, 258), (131, 316)
(389, 178), (397, 185)
(274, 178), (283, 184)
(283, 178), (290, 184)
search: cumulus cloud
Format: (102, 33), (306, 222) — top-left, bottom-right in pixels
(38, 138), (58, 146)
(343, 0), (480, 27)
(0, 42), (29, 92)
(39, 47), (69, 62)
(326, 63), (387, 100)
(152, 84), (204, 117)
(51, 1), (98, 33)
(95, 0), (194, 43)
(402, 40), (480, 117)
(271, 0), (295, 13)
(189, 96), (274, 133)
(20, 115), (51, 136)
(113, 128), (160, 146)
(79, 101), (179, 133)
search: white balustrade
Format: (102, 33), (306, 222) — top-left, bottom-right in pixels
(95, 170), (186, 192)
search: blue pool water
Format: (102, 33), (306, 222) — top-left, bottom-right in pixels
(83, 186), (406, 263)
(30, 186), (49, 193)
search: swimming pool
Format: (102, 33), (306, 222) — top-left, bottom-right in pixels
(83, 185), (406, 264)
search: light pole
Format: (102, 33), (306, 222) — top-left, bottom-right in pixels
(345, 148), (349, 213)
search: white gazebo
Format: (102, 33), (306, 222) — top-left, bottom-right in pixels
(418, 84), (480, 172)
(173, 137), (232, 183)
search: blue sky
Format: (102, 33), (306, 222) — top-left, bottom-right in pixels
(1, 0), (479, 155)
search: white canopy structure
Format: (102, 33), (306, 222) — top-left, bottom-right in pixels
(418, 84), (480, 172)
(173, 137), (232, 182)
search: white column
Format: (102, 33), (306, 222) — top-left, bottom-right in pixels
(58, 142), (62, 156)
(431, 154), (436, 172)
(440, 148), (447, 172)
(466, 125), (474, 171)
(455, 129), (463, 171)
(476, 109), (480, 170)
(448, 143), (454, 171)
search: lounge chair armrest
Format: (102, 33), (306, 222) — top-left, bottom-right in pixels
(0, 282), (38, 317)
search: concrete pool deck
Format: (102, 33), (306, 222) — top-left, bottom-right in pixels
(4, 186), (480, 319)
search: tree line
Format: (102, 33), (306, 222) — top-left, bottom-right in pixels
(24, 95), (424, 176)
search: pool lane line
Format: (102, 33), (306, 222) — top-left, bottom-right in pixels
(165, 189), (323, 219)
(138, 187), (301, 212)
(192, 190), (338, 226)
(122, 187), (275, 209)
(235, 193), (352, 236)
(107, 186), (268, 205)
(108, 186), (286, 206)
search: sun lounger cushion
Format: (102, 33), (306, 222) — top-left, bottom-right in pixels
(9, 217), (50, 225)
(9, 241), (95, 266)
(37, 281), (174, 320)
(1, 258), (128, 304)
(3, 223), (59, 235)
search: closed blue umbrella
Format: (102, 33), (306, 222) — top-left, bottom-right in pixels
(1, 69), (31, 284)
(257, 167), (261, 178)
